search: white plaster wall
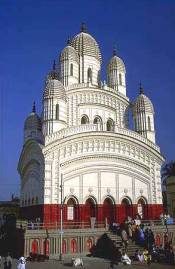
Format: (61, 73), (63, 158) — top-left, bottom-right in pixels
(135, 178), (148, 201)
(82, 173), (98, 202)
(101, 172), (116, 201)
(118, 174), (133, 201)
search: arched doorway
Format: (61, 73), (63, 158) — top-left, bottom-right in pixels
(121, 197), (132, 221)
(31, 239), (38, 254)
(87, 238), (93, 252)
(103, 197), (115, 224)
(66, 197), (79, 222)
(106, 118), (114, 131)
(137, 197), (148, 219)
(70, 239), (77, 253)
(43, 239), (49, 256)
(81, 115), (89, 124)
(93, 116), (103, 130)
(84, 197), (97, 223)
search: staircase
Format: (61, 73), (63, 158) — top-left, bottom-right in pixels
(106, 231), (144, 257)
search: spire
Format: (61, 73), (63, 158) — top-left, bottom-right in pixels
(67, 36), (71, 45)
(32, 101), (36, 113)
(53, 60), (56, 71)
(139, 82), (144, 94)
(50, 60), (58, 80)
(113, 46), (117, 56)
(81, 22), (88, 33)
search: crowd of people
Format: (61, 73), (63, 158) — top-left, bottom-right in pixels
(109, 214), (175, 266)
(0, 254), (26, 269)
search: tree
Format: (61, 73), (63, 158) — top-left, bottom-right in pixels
(162, 161), (175, 182)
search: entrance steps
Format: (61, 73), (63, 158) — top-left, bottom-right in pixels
(106, 231), (144, 257)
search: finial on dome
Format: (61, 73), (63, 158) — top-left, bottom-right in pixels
(50, 60), (58, 79)
(67, 36), (71, 45)
(113, 47), (117, 56)
(32, 101), (36, 113)
(139, 82), (144, 94)
(81, 22), (88, 33)
(53, 60), (56, 71)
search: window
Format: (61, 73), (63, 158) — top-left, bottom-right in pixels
(70, 64), (73, 76)
(148, 116), (151, 131)
(56, 104), (59, 120)
(106, 118), (114, 131)
(119, 73), (122, 85)
(93, 116), (102, 124)
(87, 68), (92, 83)
(81, 115), (89, 124)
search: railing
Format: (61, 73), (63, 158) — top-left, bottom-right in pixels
(45, 123), (160, 152)
(16, 221), (106, 230)
(65, 82), (129, 101)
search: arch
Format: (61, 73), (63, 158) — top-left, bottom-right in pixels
(87, 238), (93, 252)
(70, 63), (73, 76)
(121, 196), (133, 221)
(56, 104), (59, 120)
(31, 239), (38, 254)
(70, 239), (77, 253)
(148, 116), (151, 131)
(106, 118), (114, 131)
(87, 67), (92, 83)
(43, 239), (49, 256)
(119, 73), (122, 85)
(93, 115), (102, 124)
(103, 196), (115, 223)
(66, 197), (79, 221)
(81, 115), (89, 124)
(137, 196), (148, 219)
(84, 196), (97, 222)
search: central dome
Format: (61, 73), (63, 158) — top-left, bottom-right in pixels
(71, 26), (102, 63)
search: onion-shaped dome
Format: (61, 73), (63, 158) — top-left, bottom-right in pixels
(24, 103), (42, 131)
(107, 49), (126, 72)
(44, 62), (66, 101)
(60, 41), (79, 63)
(71, 23), (102, 63)
(133, 86), (154, 114)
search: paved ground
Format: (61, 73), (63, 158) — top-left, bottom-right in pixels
(7, 257), (175, 269)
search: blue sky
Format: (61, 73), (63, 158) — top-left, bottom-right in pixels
(0, 0), (175, 200)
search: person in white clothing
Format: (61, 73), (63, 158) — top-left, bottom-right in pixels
(121, 251), (131, 265)
(17, 257), (26, 269)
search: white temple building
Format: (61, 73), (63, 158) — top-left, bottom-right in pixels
(18, 24), (164, 225)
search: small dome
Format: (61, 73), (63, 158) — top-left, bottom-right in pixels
(44, 62), (66, 100)
(71, 26), (102, 63)
(60, 44), (79, 63)
(44, 78), (66, 100)
(133, 91), (154, 114)
(107, 51), (126, 73)
(24, 112), (42, 131)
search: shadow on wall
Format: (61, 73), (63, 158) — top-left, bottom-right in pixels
(89, 233), (121, 261)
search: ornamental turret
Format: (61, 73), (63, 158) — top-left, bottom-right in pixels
(42, 62), (67, 136)
(60, 39), (79, 87)
(132, 84), (155, 143)
(107, 49), (126, 96)
(24, 102), (43, 144)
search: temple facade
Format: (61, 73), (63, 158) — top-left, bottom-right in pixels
(18, 24), (164, 226)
